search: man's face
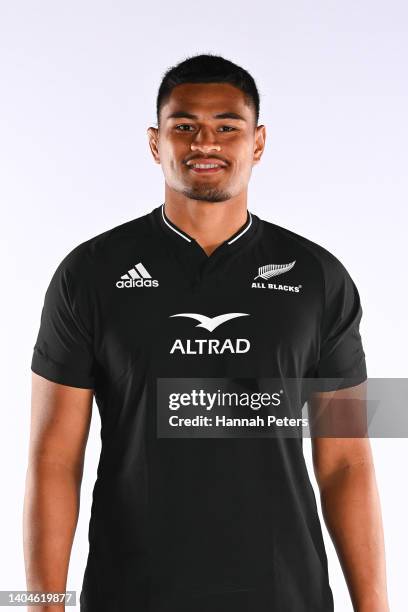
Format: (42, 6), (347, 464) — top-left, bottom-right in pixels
(148, 83), (265, 203)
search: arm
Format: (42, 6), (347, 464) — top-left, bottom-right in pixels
(309, 381), (389, 612)
(23, 372), (93, 612)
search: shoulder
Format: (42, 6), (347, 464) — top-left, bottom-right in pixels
(259, 216), (355, 285)
(50, 211), (153, 283)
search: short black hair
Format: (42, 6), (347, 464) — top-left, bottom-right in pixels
(156, 53), (260, 127)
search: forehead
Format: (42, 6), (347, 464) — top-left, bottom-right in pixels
(161, 82), (253, 120)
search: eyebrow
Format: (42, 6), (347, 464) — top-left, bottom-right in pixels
(166, 111), (247, 122)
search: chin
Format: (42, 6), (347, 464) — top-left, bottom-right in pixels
(181, 187), (233, 203)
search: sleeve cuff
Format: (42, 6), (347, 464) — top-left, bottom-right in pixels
(31, 348), (95, 390)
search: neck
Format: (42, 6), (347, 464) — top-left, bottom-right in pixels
(163, 187), (248, 256)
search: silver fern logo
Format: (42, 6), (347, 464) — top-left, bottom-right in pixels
(254, 261), (296, 280)
(252, 260), (302, 293)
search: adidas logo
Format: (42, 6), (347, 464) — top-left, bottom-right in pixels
(115, 262), (159, 288)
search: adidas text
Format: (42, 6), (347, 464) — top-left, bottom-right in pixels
(116, 278), (159, 288)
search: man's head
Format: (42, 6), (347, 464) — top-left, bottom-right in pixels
(147, 54), (266, 203)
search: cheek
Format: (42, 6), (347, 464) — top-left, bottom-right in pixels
(158, 143), (176, 172)
(163, 142), (184, 171)
(231, 138), (254, 163)
(229, 149), (254, 178)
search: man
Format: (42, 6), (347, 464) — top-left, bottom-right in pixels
(25, 54), (389, 611)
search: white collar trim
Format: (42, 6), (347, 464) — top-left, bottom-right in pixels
(227, 212), (252, 244)
(161, 203), (252, 246)
(161, 204), (192, 242)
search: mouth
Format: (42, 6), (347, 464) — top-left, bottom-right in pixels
(189, 165), (224, 174)
(185, 159), (227, 174)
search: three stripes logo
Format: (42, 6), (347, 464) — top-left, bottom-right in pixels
(116, 262), (159, 288)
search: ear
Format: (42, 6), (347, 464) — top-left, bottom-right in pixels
(253, 124), (266, 165)
(147, 127), (161, 164)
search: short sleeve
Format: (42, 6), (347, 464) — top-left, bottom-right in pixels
(313, 253), (367, 392)
(31, 246), (96, 389)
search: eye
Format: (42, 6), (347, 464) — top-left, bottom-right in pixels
(175, 124), (194, 131)
(174, 124), (238, 133)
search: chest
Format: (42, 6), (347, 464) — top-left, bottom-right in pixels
(93, 256), (323, 380)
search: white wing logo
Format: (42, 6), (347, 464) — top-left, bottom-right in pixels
(254, 260), (296, 280)
(169, 312), (249, 332)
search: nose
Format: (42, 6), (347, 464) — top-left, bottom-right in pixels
(190, 127), (221, 153)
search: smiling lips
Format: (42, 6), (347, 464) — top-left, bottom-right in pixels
(186, 158), (227, 174)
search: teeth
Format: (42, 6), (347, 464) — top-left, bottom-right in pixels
(192, 163), (220, 169)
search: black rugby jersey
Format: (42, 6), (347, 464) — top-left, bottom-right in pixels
(31, 203), (367, 611)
